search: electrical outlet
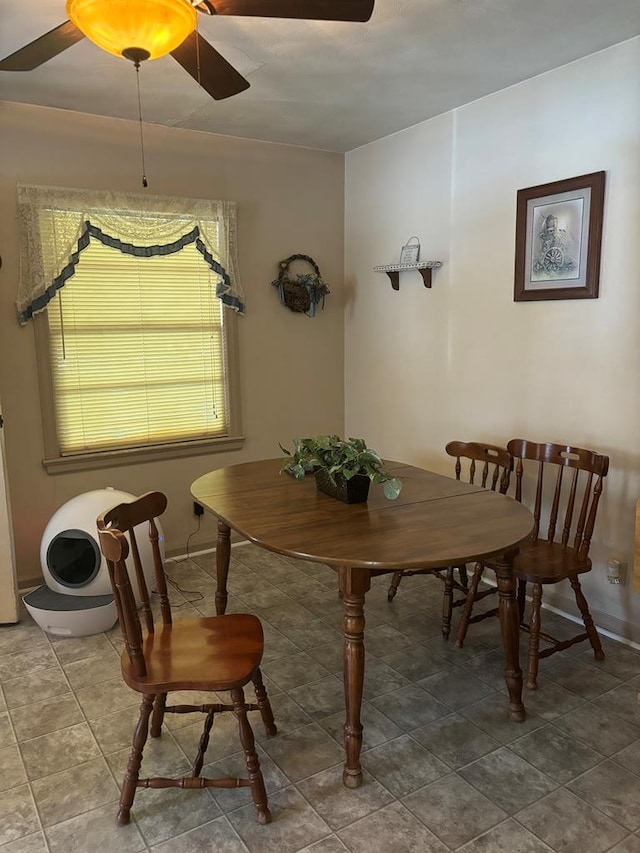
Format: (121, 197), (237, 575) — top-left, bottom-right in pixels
(193, 501), (204, 517)
(607, 558), (627, 585)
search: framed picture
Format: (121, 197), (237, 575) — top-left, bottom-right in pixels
(514, 171), (605, 302)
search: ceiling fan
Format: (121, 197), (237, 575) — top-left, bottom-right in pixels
(0, 0), (375, 100)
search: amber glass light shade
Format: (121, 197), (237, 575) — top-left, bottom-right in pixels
(66, 0), (197, 61)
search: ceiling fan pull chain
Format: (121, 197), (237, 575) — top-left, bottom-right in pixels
(134, 61), (148, 188)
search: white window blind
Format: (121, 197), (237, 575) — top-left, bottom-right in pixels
(47, 238), (229, 454)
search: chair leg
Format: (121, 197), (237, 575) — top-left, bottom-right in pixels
(118, 692), (154, 825)
(252, 668), (277, 736)
(231, 687), (271, 825)
(455, 563), (484, 648)
(442, 566), (454, 639)
(192, 709), (215, 778)
(150, 692), (167, 738)
(517, 579), (527, 625)
(526, 583), (543, 690)
(570, 575), (605, 661)
(458, 564), (469, 590)
(387, 571), (403, 602)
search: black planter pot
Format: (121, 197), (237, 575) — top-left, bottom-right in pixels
(315, 469), (370, 504)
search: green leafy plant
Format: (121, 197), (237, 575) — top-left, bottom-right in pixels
(280, 435), (402, 500)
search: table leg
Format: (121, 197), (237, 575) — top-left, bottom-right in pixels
(494, 550), (525, 722)
(338, 566), (371, 788)
(215, 520), (231, 616)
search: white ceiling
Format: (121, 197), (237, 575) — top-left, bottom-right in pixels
(1, 0), (639, 152)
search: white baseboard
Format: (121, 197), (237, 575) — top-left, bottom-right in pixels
(166, 540), (250, 562)
(481, 576), (640, 651)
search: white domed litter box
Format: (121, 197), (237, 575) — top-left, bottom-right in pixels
(24, 488), (164, 637)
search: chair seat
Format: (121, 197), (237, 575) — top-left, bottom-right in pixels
(121, 613), (264, 693)
(489, 540), (591, 585)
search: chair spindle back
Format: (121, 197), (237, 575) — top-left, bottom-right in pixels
(446, 441), (512, 494)
(97, 491), (170, 678)
(507, 439), (609, 558)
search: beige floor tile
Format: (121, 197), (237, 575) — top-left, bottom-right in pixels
(62, 649), (122, 691)
(566, 760), (640, 831)
(403, 772), (507, 848)
(204, 746), (288, 814)
(517, 787), (627, 853)
(150, 817), (250, 853)
(0, 830), (49, 852)
(360, 734), (449, 798)
(3, 668), (69, 711)
(20, 721), (100, 781)
(31, 756), (119, 827)
(74, 677), (139, 720)
(456, 818), (555, 852)
(228, 786), (331, 853)
(607, 837), (640, 853)
(458, 746), (558, 815)
(337, 800), (448, 853)
(0, 745), (27, 792)
(0, 785), (40, 846)
(0, 623), (50, 659)
(10, 693), (84, 742)
(264, 652), (333, 692)
(298, 837), (349, 853)
(297, 767), (393, 831)
(88, 704), (142, 755)
(132, 785), (222, 847)
(261, 724), (344, 783)
(411, 711), (501, 769)
(51, 633), (114, 666)
(44, 802), (146, 853)
(0, 711), (15, 749)
(173, 712), (248, 765)
(106, 729), (191, 782)
(0, 646), (59, 684)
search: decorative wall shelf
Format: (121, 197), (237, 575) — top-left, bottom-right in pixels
(374, 261), (443, 291)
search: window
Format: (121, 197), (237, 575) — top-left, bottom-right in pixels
(18, 185), (244, 471)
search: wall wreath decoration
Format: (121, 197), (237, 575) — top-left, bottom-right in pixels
(271, 254), (330, 317)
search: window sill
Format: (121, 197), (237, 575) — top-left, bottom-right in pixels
(43, 435), (245, 474)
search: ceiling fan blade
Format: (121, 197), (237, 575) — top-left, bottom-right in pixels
(171, 32), (250, 100)
(0, 20), (85, 71)
(197, 0), (374, 22)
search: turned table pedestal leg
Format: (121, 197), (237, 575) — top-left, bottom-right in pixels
(215, 520), (231, 616)
(495, 550), (526, 722)
(339, 566), (370, 788)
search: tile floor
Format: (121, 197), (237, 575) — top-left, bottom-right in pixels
(1, 544), (640, 853)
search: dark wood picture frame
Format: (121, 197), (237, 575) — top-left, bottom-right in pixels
(514, 171), (605, 302)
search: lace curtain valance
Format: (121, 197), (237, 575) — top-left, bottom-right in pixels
(16, 184), (245, 324)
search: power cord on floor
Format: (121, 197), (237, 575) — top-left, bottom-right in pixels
(169, 514), (202, 564)
(162, 514), (205, 606)
(164, 575), (204, 606)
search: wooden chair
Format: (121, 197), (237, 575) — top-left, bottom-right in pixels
(96, 491), (276, 826)
(456, 439), (609, 688)
(386, 441), (512, 639)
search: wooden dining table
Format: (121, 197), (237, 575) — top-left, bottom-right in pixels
(191, 458), (535, 789)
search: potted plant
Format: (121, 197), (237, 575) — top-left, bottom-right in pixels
(280, 435), (402, 503)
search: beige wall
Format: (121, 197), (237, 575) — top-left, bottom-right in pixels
(345, 38), (640, 641)
(0, 101), (345, 584)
